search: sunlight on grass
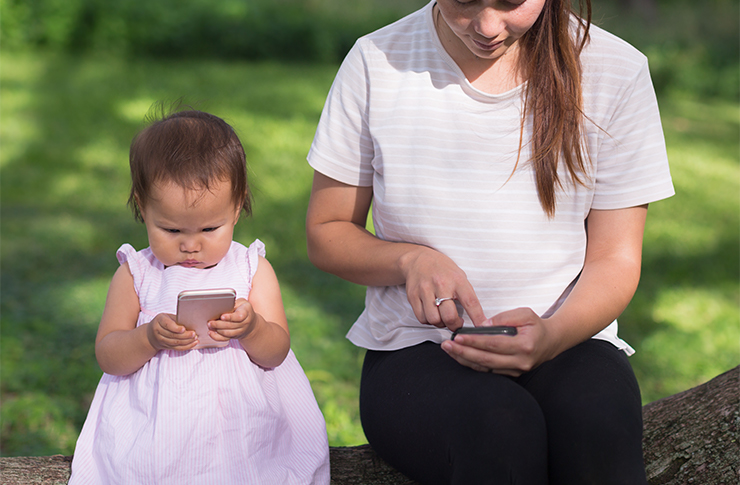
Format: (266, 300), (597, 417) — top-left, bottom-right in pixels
(52, 279), (111, 330)
(77, 137), (124, 171)
(0, 393), (79, 456)
(116, 98), (162, 124)
(653, 287), (738, 334)
(0, 54), (42, 168)
(641, 285), (739, 400)
(230, 113), (318, 202)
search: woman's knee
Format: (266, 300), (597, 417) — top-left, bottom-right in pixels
(360, 344), (550, 484)
(444, 393), (548, 484)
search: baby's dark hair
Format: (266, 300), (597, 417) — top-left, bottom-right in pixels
(128, 107), (252, 222)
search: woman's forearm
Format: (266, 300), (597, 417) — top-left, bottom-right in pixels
(544, 205), (648, 357)
(544, 251), (642, 357)
(307, 218), (428, 287)
(306, 171), (428, 287)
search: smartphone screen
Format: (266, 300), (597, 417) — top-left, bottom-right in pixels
(177, 288), (236, 349)
(451, 326), (517, 340)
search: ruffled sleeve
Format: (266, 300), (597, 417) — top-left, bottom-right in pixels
(115, 243), (160, 298)
(244, 239), (266, 290)
(116, 244), (141, 293)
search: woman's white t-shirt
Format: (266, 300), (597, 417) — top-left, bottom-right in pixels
(307, 1), (674, 353)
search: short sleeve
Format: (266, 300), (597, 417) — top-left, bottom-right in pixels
(590, 60), (675, 209)
(116, 243), (143, 294)
(307, 41), (375, 187)
(244, 239), (266, 287)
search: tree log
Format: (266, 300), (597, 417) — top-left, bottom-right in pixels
(2, 366), (737, 485)
(642, 365), (739, 484)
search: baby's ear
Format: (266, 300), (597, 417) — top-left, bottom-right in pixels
(232, 206), (242, 224)
(134, 195), (147, 222)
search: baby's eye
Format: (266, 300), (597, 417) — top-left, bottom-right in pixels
(164, 228), (180, 234)
(202, 227), (220, 233)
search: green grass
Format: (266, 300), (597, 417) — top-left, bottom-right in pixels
(1, 4), (738, 457)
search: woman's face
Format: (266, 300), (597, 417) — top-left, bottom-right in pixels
(436, 0), (547, 61)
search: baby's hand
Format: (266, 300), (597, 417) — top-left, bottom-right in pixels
(207, 298), (258, 342)
(147, 313), (199, 351)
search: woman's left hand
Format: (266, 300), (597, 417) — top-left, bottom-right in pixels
(440, 205), (650, 376)
(440, 307), (557, 377)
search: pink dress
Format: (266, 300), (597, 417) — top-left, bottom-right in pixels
(69, 240), (330, 484)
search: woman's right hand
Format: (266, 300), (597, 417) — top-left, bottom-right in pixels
(146, 313), (199, 351)
(400, 245), (487, 330)
(306, 171), (487, 331)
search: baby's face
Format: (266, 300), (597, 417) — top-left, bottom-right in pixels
(139, 179), (241, 269)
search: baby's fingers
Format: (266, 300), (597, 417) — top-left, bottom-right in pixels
(220, 299), (251, 322)
(149, 314), (197, 350)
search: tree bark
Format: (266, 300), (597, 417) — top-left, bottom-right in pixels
(1, 366), (737, 485)
(642, 365), (739, 484)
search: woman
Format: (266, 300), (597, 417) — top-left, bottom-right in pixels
(306, 1), (673, 483)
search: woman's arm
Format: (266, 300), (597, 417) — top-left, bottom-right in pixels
(306, 171), (487, 328)
(95, 263), (198, 376)
(442, 204), (648, 375)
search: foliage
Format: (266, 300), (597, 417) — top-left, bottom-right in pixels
(1, 0), (738, 458)
(0, 0), (428, 63)
(1, 0), (737, 99)
(594, 0), (740, 100)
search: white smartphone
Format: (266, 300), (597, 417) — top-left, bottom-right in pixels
(176, 288), (236, 349)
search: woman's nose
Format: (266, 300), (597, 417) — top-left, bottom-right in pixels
(474, 8), (505, 39)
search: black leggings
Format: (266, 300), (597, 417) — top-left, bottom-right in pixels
(360, 339), (647, 485)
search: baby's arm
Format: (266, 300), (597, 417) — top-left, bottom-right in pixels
(95, 263), (198, 375)
(209, 256), (290, 368)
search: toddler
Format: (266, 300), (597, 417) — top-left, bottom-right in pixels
(69, 109), (330, 484)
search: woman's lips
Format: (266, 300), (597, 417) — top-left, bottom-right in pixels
(473, 39), (504, 51)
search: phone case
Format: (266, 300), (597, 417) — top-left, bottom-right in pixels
(177, 288), (236, 349)
(451, 326), (517, 340)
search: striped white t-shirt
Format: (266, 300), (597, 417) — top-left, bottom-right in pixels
(307, 1), (674, 353)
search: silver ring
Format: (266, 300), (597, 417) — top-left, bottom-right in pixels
(435, 297), (454, 307)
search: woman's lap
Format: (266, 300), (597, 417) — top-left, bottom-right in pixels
(360, 339), (647, 485)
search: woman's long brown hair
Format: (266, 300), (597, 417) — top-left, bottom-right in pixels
(518, 0), (592, 217)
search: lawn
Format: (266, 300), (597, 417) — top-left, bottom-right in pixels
(1, 3), (738, 458)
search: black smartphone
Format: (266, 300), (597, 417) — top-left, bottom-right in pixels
(451, 326), (517, 340)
